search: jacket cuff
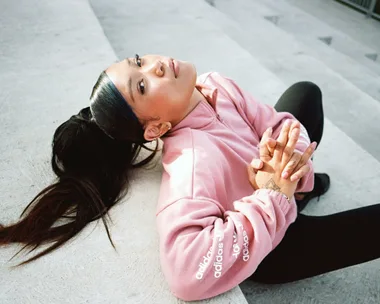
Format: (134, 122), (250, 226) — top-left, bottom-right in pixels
(253, 189), (292, 215)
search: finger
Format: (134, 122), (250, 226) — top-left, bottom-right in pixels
(250, 159), (263, 170)
(290, 120), (301, 131)
(259, 128), (274, 162)
(281, 152), (302, 179)
(273, 119), (291, 162)
(259, 138), (276, 162)
(290, 164), (311, 182)
(281, 127), (300, 168)
(259, 143), (272, 162)
(267, 138), (276, 155)
(261, 127), (273, 144)
(292, 141), (317, 173)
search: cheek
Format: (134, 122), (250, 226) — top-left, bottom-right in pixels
(149, 80), (179, 104)
(148, 80), (191, 113)
(149, 84), (171, 105)
(142, 85), (172, 117)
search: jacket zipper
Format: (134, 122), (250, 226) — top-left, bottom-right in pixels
(203, 100), (241, 137)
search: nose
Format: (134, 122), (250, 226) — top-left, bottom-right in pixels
(147, 60), (164, 77)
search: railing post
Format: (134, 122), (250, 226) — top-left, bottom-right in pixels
(367, 0), (377, 18)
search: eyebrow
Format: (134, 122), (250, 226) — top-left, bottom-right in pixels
(126, 58), (135, 104)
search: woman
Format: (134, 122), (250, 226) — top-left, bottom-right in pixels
(1, 54), (379, 301)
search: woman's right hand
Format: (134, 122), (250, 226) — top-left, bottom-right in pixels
(254, 120), (315, 199)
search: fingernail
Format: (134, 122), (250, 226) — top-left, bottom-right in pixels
(254, 159), (262, 167)
(291, 175), (298, 182)
(268, 127), (273, 136)
(312, 142), (317, 149)
(268, 138), (276, 146)
(282, 172), (289, 179)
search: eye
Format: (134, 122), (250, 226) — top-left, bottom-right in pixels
(138, 80), (145, 95)
(135, 54), (142, 67)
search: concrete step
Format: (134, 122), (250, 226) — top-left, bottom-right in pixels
(287, 0), (380, 52)
(235, 0), (380, 102)
(209, 0), (380, 162)
(251, 0), (380, 77)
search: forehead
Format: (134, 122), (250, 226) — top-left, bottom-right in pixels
(105, 59), (132, 100)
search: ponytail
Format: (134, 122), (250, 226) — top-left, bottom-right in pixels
(0, 107), (159, 265)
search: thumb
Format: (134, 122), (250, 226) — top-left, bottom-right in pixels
(247, 165), (259, 190)
(250, 159), (263, 170)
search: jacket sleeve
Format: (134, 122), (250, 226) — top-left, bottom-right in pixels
(156, 189), (297, 301)
(212, 73), (314, 193)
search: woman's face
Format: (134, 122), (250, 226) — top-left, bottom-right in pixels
(106, 54), (202, 140)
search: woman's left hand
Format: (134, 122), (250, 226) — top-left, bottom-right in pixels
(248, 126), (315, 189)
(280, 143), (316, 181)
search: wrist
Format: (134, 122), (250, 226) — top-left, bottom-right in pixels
(280, 192), (291, 203)
(258, 188), (292, 204)
(261, 178), (293, 201)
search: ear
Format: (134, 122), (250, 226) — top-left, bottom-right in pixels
(143, 121), (172, 141)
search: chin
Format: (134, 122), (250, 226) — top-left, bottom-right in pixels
(180, 60), (196, 75)
(187, 62), (198, 83)
(192, 63), (198, 79)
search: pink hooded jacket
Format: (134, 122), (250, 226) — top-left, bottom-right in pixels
(156, 72), (314, 301)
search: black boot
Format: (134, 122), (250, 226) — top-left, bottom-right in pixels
(296, 173), (330, 212)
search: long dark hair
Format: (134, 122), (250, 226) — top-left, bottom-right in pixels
(0, 71), (159, 265)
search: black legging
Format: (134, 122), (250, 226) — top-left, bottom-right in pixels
(247, 82), (380, 284)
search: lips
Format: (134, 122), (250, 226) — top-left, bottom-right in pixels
(173, 60), (179, 78)
(169, 58), (177, 78)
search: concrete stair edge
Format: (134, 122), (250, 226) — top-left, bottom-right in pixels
(248, 0), (380, 75)
(287, 0), (380, 52)
(233, 0), (380, 101)
(203, 0), (380, 160)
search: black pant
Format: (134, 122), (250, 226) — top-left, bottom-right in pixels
(248, 82), (380, 284)
(274, 81), (324, 147)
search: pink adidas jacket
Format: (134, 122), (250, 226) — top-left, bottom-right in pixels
(156, 72), (314, 301)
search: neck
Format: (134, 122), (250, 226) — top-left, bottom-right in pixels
(185, 86), (207, 117)
(171, 87), (206, 127)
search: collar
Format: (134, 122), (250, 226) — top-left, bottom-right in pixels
(169, 81), (219, 133)
(196, 82), (218, 110)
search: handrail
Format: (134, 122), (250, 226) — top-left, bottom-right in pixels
(367, 0), (377, 17)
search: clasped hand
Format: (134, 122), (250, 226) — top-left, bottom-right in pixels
(247, 120), (316, 199)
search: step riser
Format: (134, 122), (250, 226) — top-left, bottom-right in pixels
(288, 0), (380, 53)
(213, 0), (380, 161)
(249, 0), (380, 102)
